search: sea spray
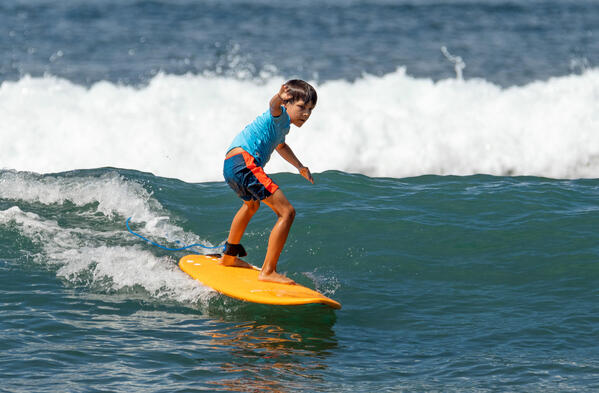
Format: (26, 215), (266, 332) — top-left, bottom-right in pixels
(2, 68), (598, 181)
(0, 170), (217, 304)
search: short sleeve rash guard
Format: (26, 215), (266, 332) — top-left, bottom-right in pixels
(227, 107), (291, 167)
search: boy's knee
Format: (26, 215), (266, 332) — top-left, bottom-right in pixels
(245, 201), (260, 214)
(282, 205), (295, 221)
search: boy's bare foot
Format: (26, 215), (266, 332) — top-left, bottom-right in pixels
(258, 271), (296, 285)
(219, 255), (253, 269)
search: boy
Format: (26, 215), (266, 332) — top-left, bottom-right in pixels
(221, 79), (317, 285)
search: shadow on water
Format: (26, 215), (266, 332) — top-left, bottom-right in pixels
(200, 297), (339, 392)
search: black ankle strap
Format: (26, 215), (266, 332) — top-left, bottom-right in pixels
(223, 242), (247, 257)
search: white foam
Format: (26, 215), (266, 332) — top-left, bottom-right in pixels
(0, 170), (156, 219)
(0, 170), (219, 249)
(0, 205), (215, 304)
(54, 245), (212, 304)
(2, 69), (599, 180)
(0, 170), (219, 305)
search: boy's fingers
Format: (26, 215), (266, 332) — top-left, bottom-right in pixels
(301, 168), (314, 184)
(279, 85), (293, 100)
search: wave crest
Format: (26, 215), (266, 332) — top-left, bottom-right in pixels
(2, 69), (598, 180)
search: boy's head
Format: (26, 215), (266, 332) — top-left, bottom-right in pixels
(283, 79), (317, 128)
(283, 79), (317, 107)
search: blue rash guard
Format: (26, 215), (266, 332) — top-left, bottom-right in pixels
(227, 107), (291, 168)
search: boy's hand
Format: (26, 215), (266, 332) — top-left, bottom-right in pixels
(278, 84), (293, 102)
(270, 84), (292, 117)
(299, 166), (314, 184)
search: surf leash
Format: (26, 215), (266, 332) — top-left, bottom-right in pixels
(125, 217), (224, 253)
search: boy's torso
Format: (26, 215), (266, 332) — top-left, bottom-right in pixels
(227, 108), (290, 167)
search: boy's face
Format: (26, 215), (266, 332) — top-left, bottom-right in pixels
(284, 99), (315, 127)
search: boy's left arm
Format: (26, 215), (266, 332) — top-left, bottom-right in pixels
(276, 143), (314, 184)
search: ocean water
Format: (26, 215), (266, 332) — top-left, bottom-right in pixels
(1, 0), (599, 392)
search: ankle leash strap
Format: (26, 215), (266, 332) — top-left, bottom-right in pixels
(223, 242), (247, 257)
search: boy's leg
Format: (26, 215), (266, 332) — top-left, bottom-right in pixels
(260, 189), (296, 284)
(220, 200), (260, 268)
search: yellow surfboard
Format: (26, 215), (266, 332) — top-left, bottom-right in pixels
(179, 254), (341, 309)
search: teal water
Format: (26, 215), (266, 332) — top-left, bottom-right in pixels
(1, 168), (599, 392)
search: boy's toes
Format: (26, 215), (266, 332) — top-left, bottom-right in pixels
(258, 271), (295, 285)
(219, 256), (253, 269)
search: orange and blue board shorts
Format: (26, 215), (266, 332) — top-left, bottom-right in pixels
(223, 151), (279, 201)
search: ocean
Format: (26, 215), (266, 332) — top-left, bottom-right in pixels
(1, 0), (599, 392)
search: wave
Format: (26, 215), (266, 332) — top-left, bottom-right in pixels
(2, 68), (598, 180)
(0, 168), (349, 307)
(0, 170), (216, 305)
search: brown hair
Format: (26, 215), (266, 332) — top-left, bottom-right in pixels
(284, 79), (317, 106)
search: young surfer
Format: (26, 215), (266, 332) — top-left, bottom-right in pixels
(221, 80), (317, 284)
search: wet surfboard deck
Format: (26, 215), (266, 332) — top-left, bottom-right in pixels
(179, 254), (341, 309)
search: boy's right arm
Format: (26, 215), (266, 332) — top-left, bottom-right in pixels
(269, 84), (292, 117)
